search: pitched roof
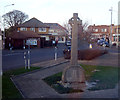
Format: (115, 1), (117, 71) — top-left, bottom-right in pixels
(45, 23), (68, 35)
(17, 17), (49, 28)
(8, 31), (41, 39)
(45, 23), (67, 30)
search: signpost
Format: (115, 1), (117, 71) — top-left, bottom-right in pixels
(24, 50), (31, 69)
(24, 52), (27, 69)
(28, 50), (30, 69)
(24, 42), (31, 69)
(55, 47), (57, 60)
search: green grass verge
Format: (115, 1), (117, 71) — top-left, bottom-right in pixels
(2, 67), (41, 98)
(82, 65), (119, 90)
(43, 65), (120, 93)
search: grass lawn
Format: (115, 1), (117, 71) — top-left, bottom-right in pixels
(2, 67), (41, 98)
(43, 65), (120, 94)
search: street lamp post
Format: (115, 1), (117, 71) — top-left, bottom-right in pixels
(109, 7), (113, 48)
(3, 4), (14, 49)
(118, 1), (120, 48)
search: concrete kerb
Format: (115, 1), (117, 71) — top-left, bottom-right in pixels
(10, 77), (26, 98)
(31, 57), (68, 67)
(12, 59), (69, 79)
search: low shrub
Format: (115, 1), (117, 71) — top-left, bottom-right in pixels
(64, 49), (108, 60)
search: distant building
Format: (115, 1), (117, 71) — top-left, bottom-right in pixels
(6, 17), (51, 49)
(112, 25), (120, 45)
(88, 24), (110, 39)
(45, 23), (68, 43)
(88, 24), (120, 45)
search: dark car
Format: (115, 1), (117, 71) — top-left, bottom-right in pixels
(65, 41), (71, 46)
(63, 46), (71, 54)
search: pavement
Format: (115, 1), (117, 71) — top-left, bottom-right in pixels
(11, 50), (120, 99)
(79, 52), (119, 67)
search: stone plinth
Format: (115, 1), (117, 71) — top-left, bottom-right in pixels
(62, 65), (86, 90)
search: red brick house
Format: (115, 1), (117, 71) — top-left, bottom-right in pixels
(88, 24), (120, 45)
(45, 23), (68, 43)
(6, 17), (52, 49)
(88, 24), (110, 40)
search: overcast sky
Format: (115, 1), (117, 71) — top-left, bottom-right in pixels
(0, 0), (119, 27)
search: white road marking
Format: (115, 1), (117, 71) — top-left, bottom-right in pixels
(2, 53), (23, 56)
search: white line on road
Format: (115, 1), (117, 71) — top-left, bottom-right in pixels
(2, 53), (23, 56)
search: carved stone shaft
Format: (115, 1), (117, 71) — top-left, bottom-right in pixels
(62, 13), (86, 90)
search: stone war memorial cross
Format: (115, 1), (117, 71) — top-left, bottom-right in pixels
(62, 13), (86, 90)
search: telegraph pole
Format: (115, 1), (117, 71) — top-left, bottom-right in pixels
(118, 1), (120, 47)
(3, 4), (14, 49)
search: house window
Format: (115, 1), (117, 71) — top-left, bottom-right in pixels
(30, 28), (35, 32)
(114, 28), (116, 33)
(113, 36), (116, 41)
(20, 28), (27, 31)
(118, 28), (120, 33)
(101, 28), (107, 32)
(95, 29), (98, 32)
(119, 36), (120, 41)
(38, 28), (46, 32)
(105, 29), (107, 32)
(93, 29), (98, 32)
(62, 37), (64, 41)
(49, 29), (54, 33)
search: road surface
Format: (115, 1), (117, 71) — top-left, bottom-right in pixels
(2, 44), (65, 71)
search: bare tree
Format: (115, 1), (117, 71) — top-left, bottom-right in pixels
(63, 20), (72, 41)
(78, 22), (92, 43)
(2, 10), (28, 28)
(63, 20), (71, 35)
(2, 10), (28, 36)
(63, 20), (92, 42)
(78, 21), (92, 48)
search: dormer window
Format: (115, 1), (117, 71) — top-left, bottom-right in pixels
(20, 28), (27, 31)
(30, 28), (35, 32)
(38, 28), (46, 32)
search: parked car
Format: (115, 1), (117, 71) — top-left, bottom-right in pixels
(97, 39), (109, 47)
(102, 41), (109, 47)
(97, 40), (102, 46)
(63, 46), (71, 54)
(65, 41), (71, 46)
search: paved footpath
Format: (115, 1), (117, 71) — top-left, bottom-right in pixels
(12, 53), (119, 98)
(78, 52), (119, 67)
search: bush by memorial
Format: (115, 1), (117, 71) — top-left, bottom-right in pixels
(64, 49), (108, 60)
